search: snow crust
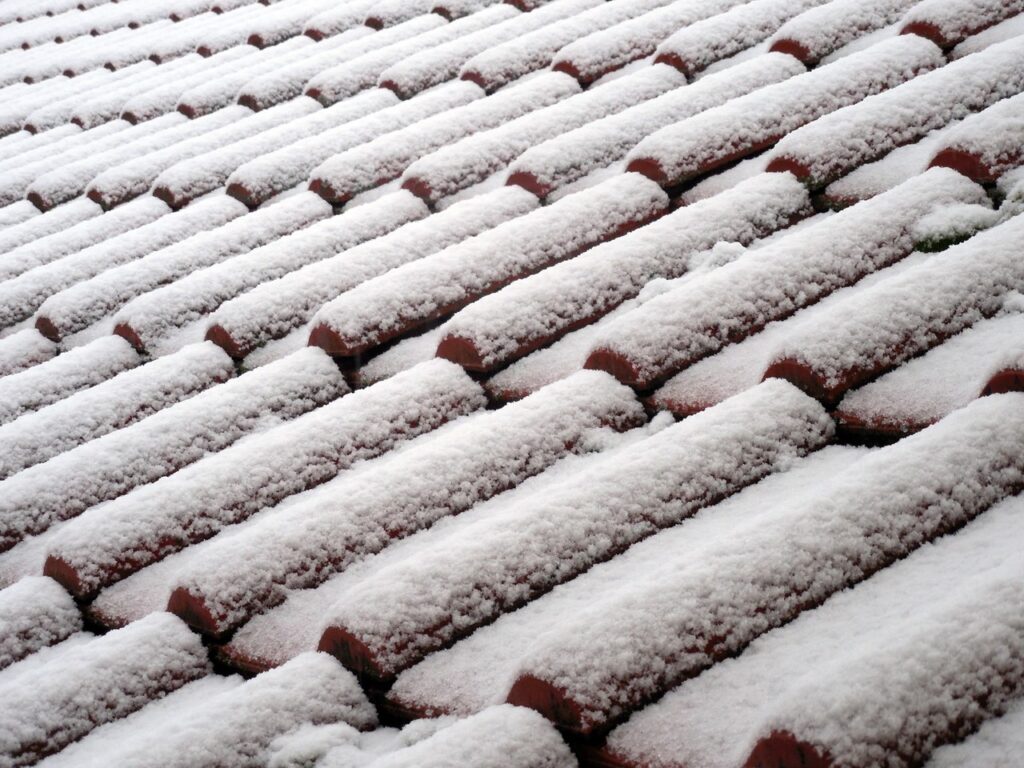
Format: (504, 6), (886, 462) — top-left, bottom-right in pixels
(769, 0), (918, 64)
(0, 329), (57, 378)
(0, 576), (81, 671)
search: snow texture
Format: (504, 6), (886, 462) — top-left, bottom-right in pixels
(0, 336), (139, 426)
(512, 392), (1024, 732)
(0, 330), (56, 378)
(588, 168), (986, 389)
(604, 492), (1024, 768)
(628, 34), (943, 186)
(0, 341), (234, 480)
(930, 91), (1024, 181)
(0, 612), (209, 766)
(0, 577), (81, 671)
(927, 694), (1024, 768)
(402, 64), (683, 203)
(901, 0), (1024, 47)
(311, 71), (579, 203)
(309, 174), (667, 355)
(322, 379), (832, 677)
(0, 347), (345, 552)
(440, 172), (810, 371)
(769, 34), (1024, 187)
(507, 54), (805, 196)
(210, 186), (536, 358)
(168, 371), (641, 635)
(47, 359), (483, 598)
(951, 11), (1024, 59)
(36, 192), (330, 342)
(228, 81), (481, 207)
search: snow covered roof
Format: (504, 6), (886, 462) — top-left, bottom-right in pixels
(0, 1), (1023, 767)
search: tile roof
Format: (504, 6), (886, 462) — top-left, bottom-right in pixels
(0, 1), (1022, 767)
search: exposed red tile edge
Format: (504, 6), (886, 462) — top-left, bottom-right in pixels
(365, 16), (385, 30)
(35, 315), (62, 342)
(900, 21), (953, 48)
(833, 409), (925, 445)
(506, 170), (555, 199)
(761, 358), (846, 408)
(625, 157), (669, 186)
(765, 155), (814, 185)
(25, 190), (51, 212)
(401, 175), (435, 202)
(42, 555), (87, 598)
(930, 148), (1016, 185)
(744, 731), (834, 768)
(305, 27), (328, 41)
(246, 33), (270, 48)
(205, 323), (248, 359)
(768, 38), (815, 66)
(213, 643), (279, 677)
(86, 185), (116, 211)
(653, 51), (695, 79)
(983, 367), (1024, 395)
(168, 587), (231, 642)
(506, 674), (588, 733)
(113, 321), (147, 352)
(583, 349), (648, 391)
(460, 69), (493, 92)
(635, 135), (786, 190)
(225, 181), (262, 210)
(318, 623), (397, 683)
(309, 176), (354, 206)
(152, 184), (189, 210)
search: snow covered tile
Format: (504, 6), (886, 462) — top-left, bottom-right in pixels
(377, 1), (591, 99)
(767, 34), (1024, 189)
(0, 346), (344, 553)
(365, 0), (440, 29)
(0, 199), (101, 256)
(22, 60), (154, 133)
(208, 186), (536, 359)
(651, 0), (824, 79)
(766, 213), (1024, 407)
(114, 192), (427, 353)
(119, 45), (259, 123)
(627, 34), (942, 189)
(835, 313), (1024, 439)
(506, 53), (803, 198)
(402, 65), (683, 204)
(243, 0), (343, 47)
(227, 81), (480, 208)
(552, 0), (746, 85)
(0, 576), (81, 671)
(388, 445), (866, 718)
(601, 492), (1024, 768)
(951, 11), (1024, 59)
(0, 196), (170, 287)
(166, 371), (641, 638)
(237, 20), (427, 113)
(46, 359), (483, 600)
(36, 192), (330, 344)
(88, 100), (318, 210)
(926, 695), (1024, 768)
(506, 393), (1024, 736)
(768, 0), (918, 65)
(0, 125), (81, 169)
(0, 341), (235, 481)
(0, 612), (209, 765)
(308, 174), (667, 359)
(310, 71), (580, 204)
(0, 202), (39, 229)
(304, 10), (512, 107)
(0, 336), (139, 426)
(984, 347), (1024, 395)
(585, 168), (986, 391)
(15, 197), (245, 339)
(24, 111), (197, 210)
(900, 0), (1024, 49)
(928, 92), (1024, 183)
(153, 93), (393, 209)
(437, 172), (810, 374)
(302, 0), (377, 38)
(362, 706), (575, 768)
(0, 329), (57, 378)
(317, 379), (832, 681)
(459, 0), (674, 92)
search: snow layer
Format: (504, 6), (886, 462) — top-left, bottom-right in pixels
(929, 91), (1024, 182)
(114, 191), (426, 351)
(653, 0), (824, 77)
(604, 492), (1024, 768)
(507, 53), (805, 196)
(900, 0), (1024, 47)
(0, 347), (345, 552)
(0, 612), (209, 766)
(321, 380), (832, 677)
(587, 168), (986, 390)
(40, 653), (375, 768)
(460, 0), (674, 91)
(439, 172), (810, 372)
(209, 186), (537, 359)
(5, 196), (245, 335)
(303, 0), (378, 37)
(228, 81), (481, 207)
(309, 174), (667, 356)
(311, 71), (579, 203)
(628, 34), (943, 186)
(927, 695), (1024, 768)
(0, 336), (139, 426)
(47, 359), (483, 598)
(951, 11), (1024, 59)
(389, 446), (866, 715)
(36, 192), (330, 342)
(363, 706), (575, 768)
(0, 577), (81, 671)
(403, 64), (683, 203)
(768, 34), (1024, 187)
(153, 93), (393, 208)
(168, 371), (641, 635)
(0, 329), (56, 378)
(512, 392), (1024, 733)
(0, 341), (234, 480)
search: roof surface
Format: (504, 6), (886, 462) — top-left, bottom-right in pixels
(0, 0), (1023, 766)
